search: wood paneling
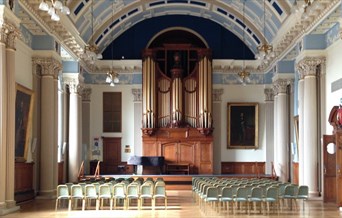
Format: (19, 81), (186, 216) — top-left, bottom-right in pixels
(143, 128), (213, 174)
(58, 161), (64, 184)
(221, 162), (265, 175)
(15, 162), (34, 202)
(293, 162), (299, 185)
(336, 130), (342, 206)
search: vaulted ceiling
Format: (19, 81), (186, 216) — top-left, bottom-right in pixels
(17, 0), (342, 72)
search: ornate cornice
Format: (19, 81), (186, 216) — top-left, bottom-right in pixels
(267, 0), (339, 72)
(296, 57), (326, 78)
(32, 57), (62, 78)
(213, 88), (224, 102)
(264, 88), (274, 102)
(132, 88), (142, 102)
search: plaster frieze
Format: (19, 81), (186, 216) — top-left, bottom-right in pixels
(132, 88), (142, 102)
(264, 88), (274, 102)
(296, 57), (326, 78)
(81, 86), (92, 101)
(213, 88), (224, 102)
(32, 57), (62, 78)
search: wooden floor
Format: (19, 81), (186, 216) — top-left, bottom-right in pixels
(3, 190), (342, 218)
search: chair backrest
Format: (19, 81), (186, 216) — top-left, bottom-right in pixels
(284, 185), (297, 196)
(57, 185), (69, 198)
(71, 184), (83, 198)
(297, 185), (309, 197)
(154, 184), (166, 196)
(113, 183), (126, 197)
(99, 184), (112, 197)
(206, 187), (218, 198)
(85, 184), (97, 197)
(127, 183), (139, 196)
(266, 186), (278, 200)
(250, 187), (263, 198)
(236, 187), (249, 199)
(140, 183), (153, 196)
(221, 187), (234, 198)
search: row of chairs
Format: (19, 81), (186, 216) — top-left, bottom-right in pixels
(192, 177), (309, 215)
(56, 180), (167, 211)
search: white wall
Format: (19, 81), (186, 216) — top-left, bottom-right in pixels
(15, 40), (33, 89)
(214, 84), (266, 162)
(89, 84), (141, 162)
(324, 40), (342, 135)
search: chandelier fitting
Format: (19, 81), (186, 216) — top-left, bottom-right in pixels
(106, 70), (120, 87)
(38, 0), (70, 21)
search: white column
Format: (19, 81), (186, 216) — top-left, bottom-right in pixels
(273, 79), (291, 182)
(273, 92), (278, 177)
(297, 73), (305, 186)
(81, 87), (91, 174)
(0, 24), (8, 212)
(33, 58), (61, 198)
(0, 9), (21, 215)
(5, 31), (19, 209)
(68, 81), (81, 182)
(264, 88), (274, 175)
(212, 89), (223, 174)
(132, 89), (142, 156)
(297, 57), (325, 197)
(57, 78), (64, 163)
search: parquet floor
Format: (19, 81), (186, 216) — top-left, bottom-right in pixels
(2, 190), (342, 218)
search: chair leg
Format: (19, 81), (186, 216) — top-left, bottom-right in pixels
(68, 199), (72, 211)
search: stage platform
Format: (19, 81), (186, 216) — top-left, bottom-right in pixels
(82, 174), (275, 190)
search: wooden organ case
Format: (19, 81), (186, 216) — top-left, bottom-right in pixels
(141, 44), (213, 174)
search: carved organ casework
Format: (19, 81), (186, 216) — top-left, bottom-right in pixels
(141, 37), (213, 174)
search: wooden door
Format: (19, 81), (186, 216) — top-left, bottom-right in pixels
(102, 137), (121, 174)
(323, 134), (336, 202)
(336, 131), (342, 206)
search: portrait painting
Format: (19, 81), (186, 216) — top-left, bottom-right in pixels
(15, 83), (34, 162)
(227, 102), (259, 149)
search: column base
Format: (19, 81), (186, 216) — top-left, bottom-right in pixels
(36, 190), (55, 199)
(308, 191), (320, 198)
(0, 205), (20, 216)
(5, 200), (16, 208)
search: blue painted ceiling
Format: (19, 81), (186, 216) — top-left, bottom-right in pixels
(66, 0), (294, 59)
(101, 15), (255, 60)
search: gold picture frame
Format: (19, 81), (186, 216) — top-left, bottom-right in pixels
(15, 83), (34, 162)
(227, 102), (259, 149)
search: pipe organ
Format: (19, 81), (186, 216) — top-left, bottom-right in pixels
(142, 44), (213, 174)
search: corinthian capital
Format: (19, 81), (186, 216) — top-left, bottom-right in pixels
(213, 88), (224, 102)
(273, 79), (290, 95)
(264, 88), (274, 101)
(32, 57), (62, 78)
(81, 87), (92, 101)
(0, 20), (21, 49)
(296, 57), (325, 78)
(132, 88), (142, 102)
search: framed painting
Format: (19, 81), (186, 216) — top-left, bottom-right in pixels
(227, 102), (259, 149)
(15, 83), (34, 162)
